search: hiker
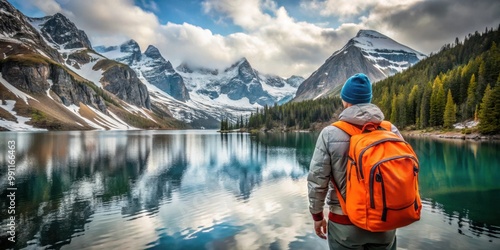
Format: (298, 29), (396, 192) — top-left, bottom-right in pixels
(307, 73), (406, 250)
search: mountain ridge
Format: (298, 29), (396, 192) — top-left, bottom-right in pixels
(0, 0), (184, 131)
(294, 29), (426, 102)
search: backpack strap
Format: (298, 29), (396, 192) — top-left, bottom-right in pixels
(332, 121), (361, 136)
(332, 120), (393, 135)
(330, 121), (359, 215)
(379, 121), (392, 131)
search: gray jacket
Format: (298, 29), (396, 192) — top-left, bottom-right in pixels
(307, 103), (402, 216)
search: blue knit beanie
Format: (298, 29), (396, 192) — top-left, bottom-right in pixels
(340, 73), (372, 104)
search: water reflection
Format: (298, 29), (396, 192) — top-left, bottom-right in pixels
(0, 131), (319, 249)
(0, 131), (498, 249)
(407, 137), (500, 242)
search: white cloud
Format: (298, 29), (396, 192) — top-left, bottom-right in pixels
(198, 0), (359, 76)
(158, 22), (234, 70)
(31, 0), (62, 15)
(202, 0), (274, 31)
(300, 0), (423, 19)
(57, 0), (161, 47)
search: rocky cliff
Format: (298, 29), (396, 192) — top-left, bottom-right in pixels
(95, 61), (151, 109)
(0, 55), (107, 113)
(30, 13), (92, 50)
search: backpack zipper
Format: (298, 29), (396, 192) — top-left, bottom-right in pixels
(369, 155), (419, 209)
(347, 156), (357, 182)
(357, 137), (408, 180)
(352, 133), (373, 180)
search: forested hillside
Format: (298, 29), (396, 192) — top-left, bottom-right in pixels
(243, 25), (500, 134)
(373, 25), (500, 134)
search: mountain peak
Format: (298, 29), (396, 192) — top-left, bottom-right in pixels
(227, 57), (251, 71)
(120, 39), (140, 50)
(52, 12), (68, 20)
(237, 57), (248, 63)
(237, 57), (250, 66)
(352, 29), (426, 58)
(35, 12), (92, 49)
(144, 45), (162, 59)
(119, 39), (141, 63)
(356, 29), (388, 39)
(294, 29), (426, 102)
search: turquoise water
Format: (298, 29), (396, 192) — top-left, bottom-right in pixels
(0, 130), (499, 249)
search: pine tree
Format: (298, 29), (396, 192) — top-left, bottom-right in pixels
(419, 82), (432, 129)
(397, 92), (407, 127)
(430, 76), (446, 126)
(443, 90), (457, 129)
(379, 87), (391, 116)
(477, 60), (487, 100)
(478, 85), (500, 134)
(390, 94), (397, 124)
(407, 85), (419, 126)
(466, 74), (477, 118)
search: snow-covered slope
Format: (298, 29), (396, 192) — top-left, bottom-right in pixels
(294, 30), (426, 101)
(96, 41), (190, 102)
(178, 59), (301, 108)
(97, 40), (303, 127)
(0, 3), (179, 131)
(349, 30), (426, 76)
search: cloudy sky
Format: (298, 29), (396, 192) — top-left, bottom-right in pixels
(10, 0), (500, 78)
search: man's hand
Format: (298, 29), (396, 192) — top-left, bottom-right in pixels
(314, 219), (327, 239)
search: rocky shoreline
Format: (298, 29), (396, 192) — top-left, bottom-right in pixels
(402, 130), (500, 141)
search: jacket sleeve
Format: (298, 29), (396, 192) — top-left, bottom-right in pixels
(307, 128), (332, 221)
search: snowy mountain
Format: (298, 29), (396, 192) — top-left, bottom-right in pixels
(29, 13), (92, 50)
(95, 41), (190, 102)
(178, 58), (301, 107)
(97, 39), (302, 127)
(294, 30), (426, 101)
(0, 0), (183, 131)
(0, 0), (61, 62)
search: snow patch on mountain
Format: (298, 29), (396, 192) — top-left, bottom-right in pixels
(353, 30), (426, 59)
(64, 50), (105, 87)
(353, 30), (427, 76)
(64, 103), (136, 130)
(0, 100), (47, 131)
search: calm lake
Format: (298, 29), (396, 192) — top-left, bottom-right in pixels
(0, 130), (499, 249)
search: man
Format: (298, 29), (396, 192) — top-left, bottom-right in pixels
(307, 73), (401, 250)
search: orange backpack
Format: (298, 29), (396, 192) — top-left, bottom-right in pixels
(332, 120), (422, 232)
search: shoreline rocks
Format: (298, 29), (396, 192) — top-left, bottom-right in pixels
(402, 131), (500, 141)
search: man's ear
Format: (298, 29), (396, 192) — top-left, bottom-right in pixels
(342, 100), (352, 108)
